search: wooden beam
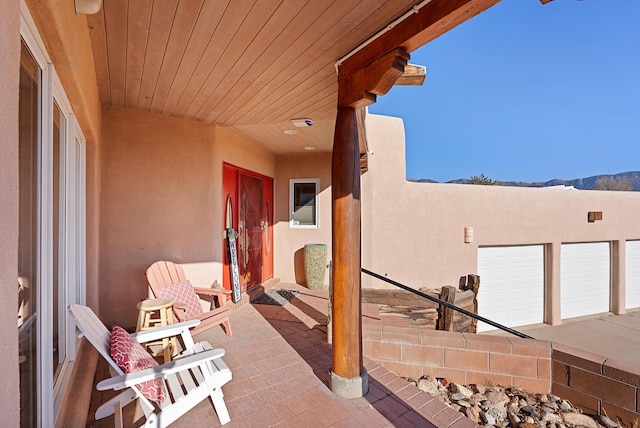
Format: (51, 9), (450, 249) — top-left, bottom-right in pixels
(339, 0), (501, 79)
(395, 64), (427, 86)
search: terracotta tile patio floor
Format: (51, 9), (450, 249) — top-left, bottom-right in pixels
(86, 283), (475, 427)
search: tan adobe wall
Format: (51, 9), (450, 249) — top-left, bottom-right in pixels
(274, 153), (333, 285)
(99, 107), (274, 327)
(24, 0), (101, 142)
(552, 345), (640, 426)
(0, 0), (22, 424)
(362, 113), (640, 319)
(362, 323), (552, 393)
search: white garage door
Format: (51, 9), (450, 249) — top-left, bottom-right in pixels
(477, 245), (544, 332)
(626, 241), (640, 309)
(561, 242), (610, 319)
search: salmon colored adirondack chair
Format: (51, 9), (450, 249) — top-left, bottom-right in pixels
(146, 261), (232, 337)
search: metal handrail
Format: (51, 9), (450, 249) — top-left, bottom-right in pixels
(361, 268), (533, 339)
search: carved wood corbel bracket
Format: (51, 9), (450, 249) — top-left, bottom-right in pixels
(337, 47), (410, 110)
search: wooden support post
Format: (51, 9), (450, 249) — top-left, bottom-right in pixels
(330, 105), (367, 397)
(331, 48), (409, 399)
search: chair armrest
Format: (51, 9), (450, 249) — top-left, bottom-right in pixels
(193, 287), (232, 306)
(97, 347), (226, 391)
(130, 319), (199, 346)
(192, 287), (231, 295)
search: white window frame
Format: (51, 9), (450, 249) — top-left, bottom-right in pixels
(20, 1), (87, 425)
(289, 178), (320, 229)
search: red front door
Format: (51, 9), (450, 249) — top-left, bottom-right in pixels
(222, 163), (273, 292)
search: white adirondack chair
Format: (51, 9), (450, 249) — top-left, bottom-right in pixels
(68, 304), (232, 427)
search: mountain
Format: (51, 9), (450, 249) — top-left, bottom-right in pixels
(410, 171), (640, 191)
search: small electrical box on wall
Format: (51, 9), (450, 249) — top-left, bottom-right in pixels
(588, 211), (603, 223)
(464, 226), (474, 243)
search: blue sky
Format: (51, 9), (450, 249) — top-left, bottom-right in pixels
(368, 0), (640, 183)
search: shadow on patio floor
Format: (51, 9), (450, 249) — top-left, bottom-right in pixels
(85, 283), (472, 427)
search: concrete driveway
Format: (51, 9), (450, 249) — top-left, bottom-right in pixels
(510, 309), (640, 367)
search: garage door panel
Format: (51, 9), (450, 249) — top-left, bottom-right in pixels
(477, 245), (544, 332)
(561, 242), (610, 319)
(626, 241), (640, 309)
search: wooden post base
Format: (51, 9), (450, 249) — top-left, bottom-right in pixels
(330, 369), (369, 399)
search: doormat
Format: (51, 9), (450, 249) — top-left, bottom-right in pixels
(252, 289), (299, 306)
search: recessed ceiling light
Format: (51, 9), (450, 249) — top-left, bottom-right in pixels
(304, 146), (316, 151)
(284, 129), (297, 135)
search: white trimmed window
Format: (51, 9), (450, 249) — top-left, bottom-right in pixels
(289, 178), (319, 229)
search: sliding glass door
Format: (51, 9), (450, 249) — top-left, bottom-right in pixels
(18, 13), (88, 424)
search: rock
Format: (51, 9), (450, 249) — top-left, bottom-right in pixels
(417, 378), (440, 395)
(597, 415), (619, 428)
(452, 392), (469, 401)
(466, 406), (481, 423)
(481, 412), (496, 425)
(507, 411), (521, 426)
(423, 379), (604, 428)
(563, 412), (599, 428)
(472, 384), (487, 395)
(519, 406), (539, 419)
(456, 400), (471, 408)
(439, 377), (452, 387)
(451, 383), (474, 398)
(541, 411), (563, 425)
(559, 400), (573, 412)
(486, 390), (510, 405)
(484, 403), (507, 422)
(471, 393), (487, 403)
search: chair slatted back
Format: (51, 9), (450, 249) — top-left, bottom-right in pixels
(146, 261), (187, 295)
(68, 304), (124, 376)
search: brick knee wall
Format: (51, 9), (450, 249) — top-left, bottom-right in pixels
(362, 324), (552, 393)
(551, 343), (640, 426)
(362, 324), (640, 426)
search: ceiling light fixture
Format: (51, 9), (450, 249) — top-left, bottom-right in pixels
(284, 129), (298, 135)
(75, 0), (102, 14)
(304, 146), (316, 151)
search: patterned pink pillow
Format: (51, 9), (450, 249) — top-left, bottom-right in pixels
(110, 326), (167, 403)
(155, 281), (204, 321)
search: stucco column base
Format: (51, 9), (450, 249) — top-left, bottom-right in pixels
(330, 369), (368, 399)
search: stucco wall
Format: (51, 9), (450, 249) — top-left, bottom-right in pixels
(274, 152), (333, 285)
(0, 0), (22, 425)
(100, 107), (275, 327)
(362, 113), (640, 296)
(25, 0), (101, 142)
(23, 0), (102, 310)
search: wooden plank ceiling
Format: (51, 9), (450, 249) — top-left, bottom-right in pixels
(86, 0), (496, 154)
